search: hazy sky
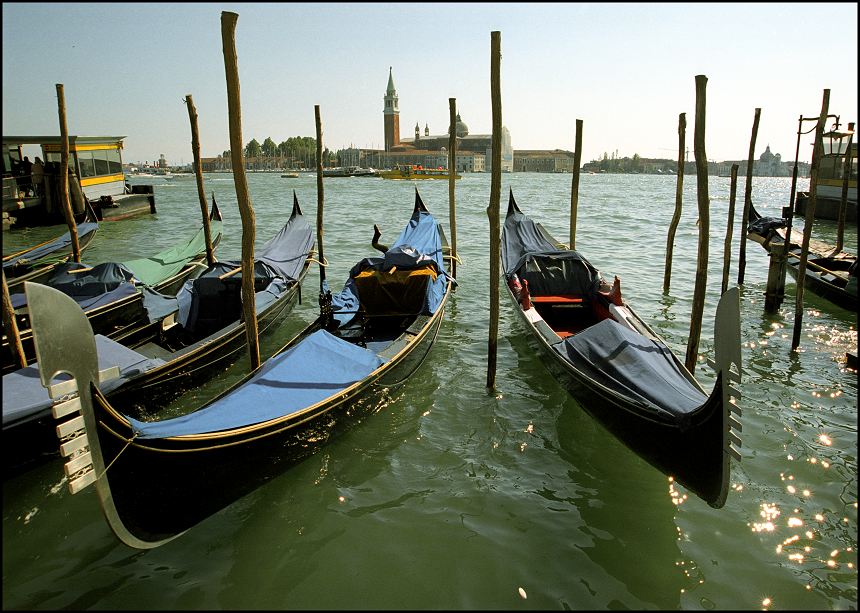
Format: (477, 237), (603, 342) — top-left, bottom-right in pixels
(3, 3), (857, 166)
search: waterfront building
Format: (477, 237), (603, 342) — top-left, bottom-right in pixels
(376, 68), (512, 172)
(514, 149), (577, 172)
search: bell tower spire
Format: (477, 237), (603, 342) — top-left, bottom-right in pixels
(383, 66), (400, 151)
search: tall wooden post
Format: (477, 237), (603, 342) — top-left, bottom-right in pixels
(684, 75), (710, 374)
(569, 119), (583, 249)
(448, 98), (458, 279)
(722, 164), (739, 295)
(486, 30), (502, 390)
(315, 105), (326, 292)
(792, 89), (830, 351)
(2, 271), (27, 369)
(834, 125), (854, 254)
(772, 114), (807, 310)
(185, 94), (216, 266)
(221, 10), (260, 370)
(55, 84), (81, 263)
(737, 108), (761, 285)
(663, 113), (686, 293)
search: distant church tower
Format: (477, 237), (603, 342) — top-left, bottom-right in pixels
(383, 67), (400, 151)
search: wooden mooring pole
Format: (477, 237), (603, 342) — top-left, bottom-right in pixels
(448, 98), (458, 279)
(2, 271), (27, 369)
(722, 164), (739, 295)
(569, 119), (583, 249)
(737, 108), (760, 285)
(315, 105), (326, 293)
(185, 94), (216, 266)
(486, 30), (502, 391)
(684, 75), (709, 375)
(55, 84), (81, 263)
(221, 10), (260, 370)
(792, 89), (830, 351)
(768, 114), (807, 312)
(663, 113), (686, 293)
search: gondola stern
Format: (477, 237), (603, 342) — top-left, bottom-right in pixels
(414, 188), (429, 214)
(506, 188), (521, 218)
(291, 189), (303, 218)
(210, 193), (223, 222)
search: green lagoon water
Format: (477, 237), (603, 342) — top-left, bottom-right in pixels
(2, 172), (856, 609)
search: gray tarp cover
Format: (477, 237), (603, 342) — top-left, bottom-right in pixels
(2, 335), (164, 429)
(553, 318), (707, 423)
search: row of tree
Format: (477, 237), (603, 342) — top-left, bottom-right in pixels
(218, 136), (337, 168)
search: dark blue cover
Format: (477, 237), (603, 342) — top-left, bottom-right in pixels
(3, 221), (98, 271)
(330, 203), (446, 326)
(10, 262), (139, 310)
(748, 216), (786, 236)
(2, 335), (164, 429)
(174, 207), (313, 330)
(553, 318), (707, 423)
(501, 191), (600, 295)
(128, 329), (383, 439)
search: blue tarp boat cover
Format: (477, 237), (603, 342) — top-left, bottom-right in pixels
(330, 206), (446, 326)
(553, 318), (707, 424)
(128, 329), (383, 439)
(3, 221), (98, 271)
(2, 335), (164, 429)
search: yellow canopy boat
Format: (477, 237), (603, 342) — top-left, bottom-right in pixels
(378, 165), (461, 180)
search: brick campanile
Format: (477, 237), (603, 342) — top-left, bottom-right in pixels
(383, 67), (400, 151)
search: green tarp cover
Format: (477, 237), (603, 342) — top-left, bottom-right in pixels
(121, 220), (222, 286)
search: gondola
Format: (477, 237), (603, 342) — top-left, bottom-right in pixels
(3, 202), (100, 291)
(2, 198), (223, 375)
(26, 189), (454, 548)
(501, 190), (742, 508)
(3, 192), (314, 475)
(746, 204), (857, 311)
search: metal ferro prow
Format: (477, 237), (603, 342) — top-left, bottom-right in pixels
(708, 285), (743, 464)
(24, 282), (118, 495)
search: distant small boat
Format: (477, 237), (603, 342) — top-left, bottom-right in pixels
(322, 166), (378, 178)
(378, 165), (460, 180)
(281, 172), (299, 178)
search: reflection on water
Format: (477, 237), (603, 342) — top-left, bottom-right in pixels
(2, 173), (856, 609)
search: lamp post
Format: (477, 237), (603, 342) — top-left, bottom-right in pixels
(820, 120), (855, 252)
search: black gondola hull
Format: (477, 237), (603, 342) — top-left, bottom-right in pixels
(2, 261), (205, 375)
(505, 283), (730, 508)
(89, 288), (448, 544)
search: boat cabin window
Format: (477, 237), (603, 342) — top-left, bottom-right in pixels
(76, 150), (97, 178)
(43, 147), (123, 179)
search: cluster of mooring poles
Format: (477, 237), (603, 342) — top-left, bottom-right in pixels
(730, 89), (853, 352)
(484, 32), (727, 384)
(484, 38), (851, 383)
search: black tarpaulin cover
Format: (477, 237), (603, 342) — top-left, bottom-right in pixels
(501, 190), (600, 296)
(553, 318), (707, 424)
